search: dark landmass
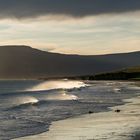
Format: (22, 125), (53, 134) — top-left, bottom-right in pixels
(69, 66), (140, 80)
(0, 45), (140, 79)
(92, 66), (140, 80)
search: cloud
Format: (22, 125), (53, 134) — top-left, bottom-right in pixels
(0, 0), (140, 19)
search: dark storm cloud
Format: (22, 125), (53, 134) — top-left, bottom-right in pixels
(0, 0), (140, 19)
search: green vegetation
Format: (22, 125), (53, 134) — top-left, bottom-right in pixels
(92, 72), (140, 80)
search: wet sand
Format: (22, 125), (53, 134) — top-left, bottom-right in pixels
(14, 96), (140, 140)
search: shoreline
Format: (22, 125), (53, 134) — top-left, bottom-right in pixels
(14, 95), (140, 140)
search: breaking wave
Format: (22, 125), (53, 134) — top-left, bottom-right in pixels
(44, 90), (78, 101)
(13, 96), (39, 105)
(6, 90), (78, 111)
(26, 80), (87, 92)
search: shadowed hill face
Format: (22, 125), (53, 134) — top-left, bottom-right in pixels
(0, 45), (139, 79)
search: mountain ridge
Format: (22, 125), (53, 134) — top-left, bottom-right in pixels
(0, 45), (139, 79)
(1, 45), (140, 56)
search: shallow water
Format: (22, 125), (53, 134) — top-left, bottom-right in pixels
(18, 96), (140, 140)
(0, 80), (140, 140)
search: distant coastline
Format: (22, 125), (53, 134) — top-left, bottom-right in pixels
(66, 66), (140, 81)
(52, 66), (140, 81)
(1, 66), (140, 81)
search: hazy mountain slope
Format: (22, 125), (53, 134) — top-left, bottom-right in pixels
(0, 45), (139, 79)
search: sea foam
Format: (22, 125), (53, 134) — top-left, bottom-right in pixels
(26, 80), (87, 92)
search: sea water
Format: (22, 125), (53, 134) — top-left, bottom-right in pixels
(0, 80), (139, 140)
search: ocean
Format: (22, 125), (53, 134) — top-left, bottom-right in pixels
(0, 80), (140, 140)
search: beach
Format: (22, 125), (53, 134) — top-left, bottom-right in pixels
(14, 95), (140, 140)
(0, 2), (140, 139)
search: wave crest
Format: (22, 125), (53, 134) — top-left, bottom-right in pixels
(26, 80), (87, 92)
(45, 91), (78, 101)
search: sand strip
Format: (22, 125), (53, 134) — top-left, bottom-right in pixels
(14, 96), (140, 140)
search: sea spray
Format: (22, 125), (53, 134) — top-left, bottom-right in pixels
(26, 80), (87, 92)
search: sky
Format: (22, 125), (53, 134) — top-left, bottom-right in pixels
(0, 0), (140, 55)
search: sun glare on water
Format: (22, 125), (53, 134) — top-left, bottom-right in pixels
(27, 80), (86, 92)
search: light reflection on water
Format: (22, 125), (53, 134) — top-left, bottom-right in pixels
(0, 80), (139, 140)
(26, 80), (87, 91)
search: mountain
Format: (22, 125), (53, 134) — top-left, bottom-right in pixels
(0, 45), (139, 79)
